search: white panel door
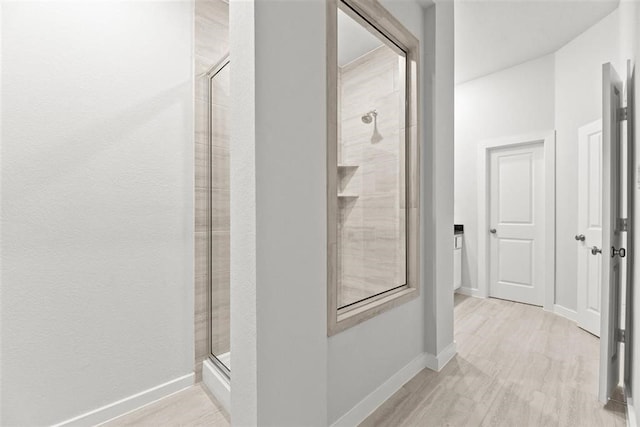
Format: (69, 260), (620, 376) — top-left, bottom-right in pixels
(577, 120), (603, 337)
(489, 143), (545, 306)
(599, 62), (624, 403)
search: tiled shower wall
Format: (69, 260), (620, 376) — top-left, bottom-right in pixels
(338, 46), (406, 307)
(194, 0), (228, 381)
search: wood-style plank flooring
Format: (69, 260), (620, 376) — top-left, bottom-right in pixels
(101, 383), (229, 427)
(362, 294), (626, 426)
(101, 295), (626, 426)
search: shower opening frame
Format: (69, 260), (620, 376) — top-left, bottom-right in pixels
(206, 54), (231, 379)
(326, 0), (421, 336)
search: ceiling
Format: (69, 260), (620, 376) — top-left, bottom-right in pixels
(338, 8), (384, 67)
(455, 0), (619, 84)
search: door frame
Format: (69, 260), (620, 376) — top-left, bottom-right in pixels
(477, 130), (556, 312)
(576, 118), (603, 336)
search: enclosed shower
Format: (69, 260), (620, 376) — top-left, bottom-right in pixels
(207, 57), (231, 374)
(336, 6), (408, 309)
(194, 0), (230, 382)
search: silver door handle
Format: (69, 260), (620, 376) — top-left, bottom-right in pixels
(575, 234), (585, 241)
(591, 246), (602, 255)
(612, 247), (626, 258)
(489, 228), (497, 234)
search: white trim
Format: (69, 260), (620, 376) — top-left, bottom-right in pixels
(330, 352), (427, 427)
(455, 287), (485, 298)
(202, 359), (231, 414)
(331, 345), (457, 427)
(576, 119), (603, 337)
(424, 342), (457, 371)
(627, 388), (638, 427)
(477, 130), (556, 311)
(552, 304), (577, 322)
(54, 373), (194, 427)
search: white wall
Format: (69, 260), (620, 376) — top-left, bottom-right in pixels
(230, 0), (328, 424)
(231, 0), (455, 425)
(1, 2), (194, 425)
(554, 8), (623, 310)
(455, 6), (631, 312)
(328, 1), (427, 421)
(329, 1), (456, 423)
(455, 54), (555, 292)
(423, 0), (456, 359)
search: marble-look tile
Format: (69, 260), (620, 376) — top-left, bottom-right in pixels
(194, 231), (208, 279)
(195, 187), (208, 233)
(211, 231), (230, 274)
(195, 141), (209, 190)
(193, 0), (230, 380)
(337, 45), (406, 308)
(211, 145), (230, 189)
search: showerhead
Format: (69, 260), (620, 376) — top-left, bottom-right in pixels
(361, 110), (377, 124)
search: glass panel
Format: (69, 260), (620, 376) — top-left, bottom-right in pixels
(210, 60), (231, 372)
(336, 7), (407, 309)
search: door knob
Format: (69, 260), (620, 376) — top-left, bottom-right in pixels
(612, 247), (626, 258)
(575, 234), (586, 242)
(591, 246), (602, 255)
(489, 228), (497, 234)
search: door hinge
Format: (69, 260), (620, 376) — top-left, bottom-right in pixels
(616, 328), (627, 344)
(618, 107), (628, 122)
(617, 218), (629, 232)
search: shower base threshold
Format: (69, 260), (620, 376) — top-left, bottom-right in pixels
(203, 358), (230, 414)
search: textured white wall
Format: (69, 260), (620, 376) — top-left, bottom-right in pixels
(554, 8), (622, 310)
(454, 7), (629, 312)
(229, 0), (257, 423)
(426, 0), (456, 355)
(230, 0), (455, 424)
(230, 0), (328, 424)
(0, 2), (194, 425)
(329, 0), (427, 422)
(329, 0), (456, 422)
(454, 54), (556, 291)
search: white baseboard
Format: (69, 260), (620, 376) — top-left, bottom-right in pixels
(331, 344), (457, 427)
(455, 287), (485, 298)
(53, 373), (194, 427)
(202, 359), (231, 414)
(424, 342), (457, 372)
(553, 304), (577, 322)
(330, 353), (429, 427)
(627, 388), (638, 427)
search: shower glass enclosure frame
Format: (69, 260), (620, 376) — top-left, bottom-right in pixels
(327, 0), (421, 336)
(207, 55), (231, 378)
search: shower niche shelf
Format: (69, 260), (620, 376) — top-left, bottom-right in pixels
(337, 165), (358, 202)
(337, 164), (359, 171)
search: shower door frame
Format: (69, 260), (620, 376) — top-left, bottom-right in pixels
(206, 55), (231, 378)
(326, 0), (421, 336)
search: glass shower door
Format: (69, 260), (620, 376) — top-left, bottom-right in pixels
(208, 57), (230, 375)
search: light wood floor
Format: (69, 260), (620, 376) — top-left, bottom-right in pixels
(101, 383), (229, 427)
(101, 295), (626, 426)
(362, 294), (626, 426)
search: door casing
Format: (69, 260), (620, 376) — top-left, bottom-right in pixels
(476, 131), (556, 312)
(576, 119), (604, 337)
